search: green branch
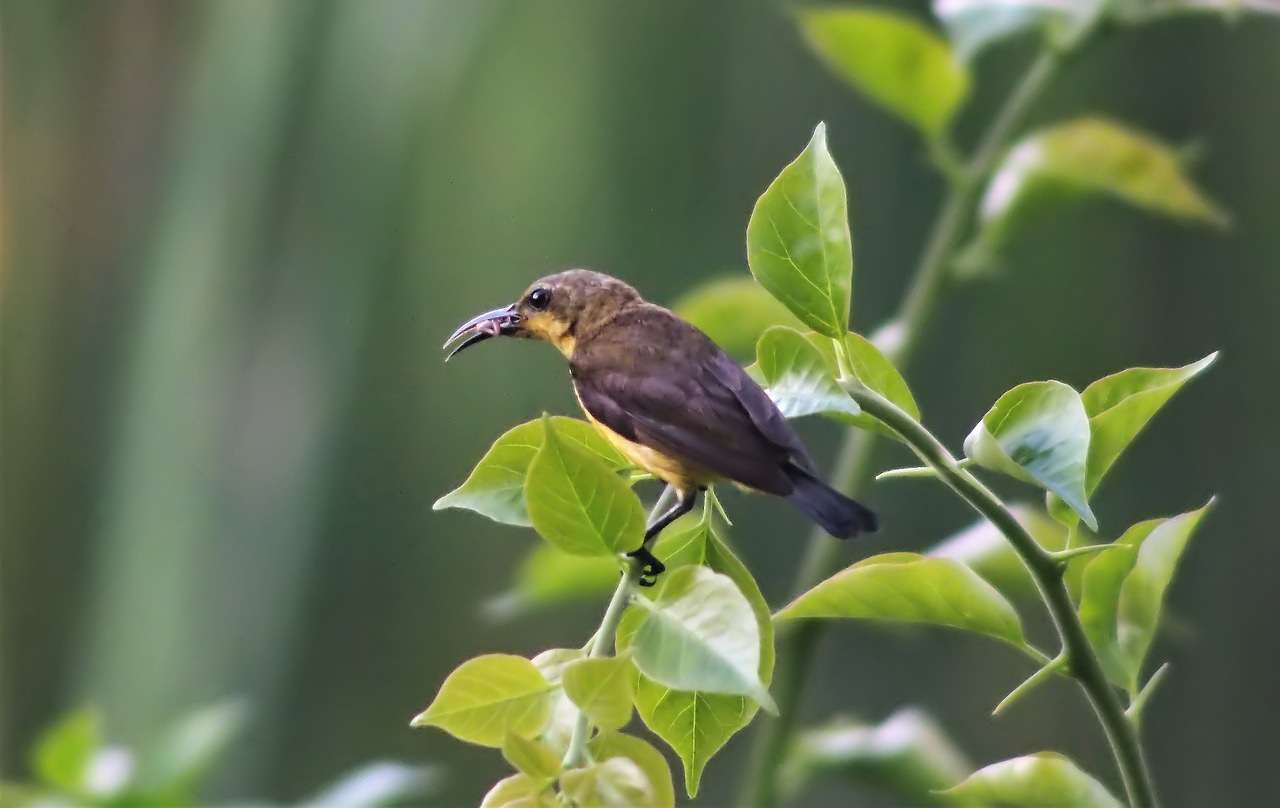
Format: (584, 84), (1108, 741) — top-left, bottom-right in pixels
(845, 384), (1157, 808)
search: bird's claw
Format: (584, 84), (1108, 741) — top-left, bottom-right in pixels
(627, 546), (666, 588)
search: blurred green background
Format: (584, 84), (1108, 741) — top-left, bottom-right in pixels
(3, 1), (1278, 805)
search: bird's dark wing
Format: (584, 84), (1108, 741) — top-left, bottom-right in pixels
(571, 305), (815, 494)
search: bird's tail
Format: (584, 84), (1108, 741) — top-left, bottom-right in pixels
(785, 465), (878, 539)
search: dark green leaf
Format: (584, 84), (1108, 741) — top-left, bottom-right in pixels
(526, 416), (645, 557)
(484, 544), (619, 620)
(775, 553), (1026, 646)
(941, 752), (1123, 807)
(33, 708), (100, 793)
(756, 327), (861, 421)
(799, 7), (969, 135)
(435, 416), (629, 527)
(747, 123), (853, 338)
(588, 733), (676, 808)
(935, 0), (1106, 59)
(964, 381), (1097, 529)
(672, 276), (805, 362)
(411, 654), (555, 747)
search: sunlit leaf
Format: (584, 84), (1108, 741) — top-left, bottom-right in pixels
(935, 0), (1106, 60)
(747, 122), (853, 338)
(561, 657), (635, 732)
(526, 416), (645, 557)
(672, 276), (806, 361)
(485, 544), (620, 620)
(775, 553), (1026, 647)
(964, 381), (1097, 530)
(434, 416), (630, 527)
(781, 709), (971, 802)
(756, 326), (861, 421)
(588, 733), (676, 808)
(411, 654), (555, 747)
(560, 757), (656, 808)
(928, 504), (1069, 600)
(33, 708), (100, 792)
(301, 762), (440, 808)
(132, 699), (246, 797)
(531, 648), (585, 755)
(941, 752), (1123, 807)
(501, 732), (561, 784)
(799, 7), (969, 135)
(479, 773), (557, 808)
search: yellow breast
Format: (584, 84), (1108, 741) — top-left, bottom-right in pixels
(575, 393), (712, 493)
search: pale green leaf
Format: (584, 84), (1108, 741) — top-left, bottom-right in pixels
(485, 544), (620, 620)
(942, 752), (1123, 807)
(672, 276), (805, 361)
(928, 504), (1068, 600)
(775, 553), (1026, 646)
(561, 657), (635, 732)
(806, 331), (920, 438)
(34, 708), (100, 792)
(560, 758), (656, 808)
(434, 416), (629, 527)
(935, 0), (1106, 59)
(799, 7), (969, 135)
(479, 773), (557, 808)
(301, 762), (440, 808)
(588, 733), (675, 808)
(747, 122), (853, 338)
(530, 648), (585, 755)
(411, 654), (555, 747)
(526, 416), (645, 557)
(134, 699), (246, 796)
(964, 381), (1097, 530)
(756, 326), (861, 421)
(501, 733), (561, 784)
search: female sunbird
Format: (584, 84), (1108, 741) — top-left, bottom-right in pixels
(444, 269), (877, 582)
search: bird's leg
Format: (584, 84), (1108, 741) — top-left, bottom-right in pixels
(629, 488), (698, 587)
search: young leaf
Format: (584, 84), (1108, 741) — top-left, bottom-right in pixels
(435, 416), (629, 527)
(561, 657), (635, 732)
(526, 416), (646, 557)
(484, 544), (620, 620)
(964, 381), (1097, 530)
(531, 648), (585, 755)
(588, 733), (676, 808)
(33, 707), (100, 792)
(672, 276), (806, 361)
(747, 122), (853, 338)
(301, 762), (440, 808)
(941, 752), (1123, 807)
(629, 566), (776, 711)
(756, 326), (861, 421)
(935, 0), (1107, 60)
(799, 7), (969, 136)
(975, 117), (1228, 254)
(133, 699), (247, 796)
(560, 757), (656, 808)
(411, 654), (555, 747)
(774, 553), (1026, 647)
(501, 732), (561, 783)
(479, 773), (557, 808)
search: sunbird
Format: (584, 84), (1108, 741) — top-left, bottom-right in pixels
(444, 269), (877, 583)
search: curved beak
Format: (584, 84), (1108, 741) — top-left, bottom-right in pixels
(442, 303), (522, 360)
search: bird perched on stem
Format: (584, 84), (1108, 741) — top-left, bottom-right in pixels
(444, 269), (877, 584)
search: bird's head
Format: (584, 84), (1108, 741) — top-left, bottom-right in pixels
(444, 269), (642, 360)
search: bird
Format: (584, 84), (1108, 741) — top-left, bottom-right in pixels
(443, 269), (877, 584)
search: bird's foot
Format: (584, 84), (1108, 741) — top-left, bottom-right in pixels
(627, 546), (666, 588)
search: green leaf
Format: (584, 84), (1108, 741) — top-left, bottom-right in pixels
(621, 515), (775, 796)
(588, 733), (676, 808)
(479, 773), (556, 808)
(133, 699), (246, 797)
(747, 122), (853, 338)
(560, 758), (656, 808)
(629, 566), (775, 711)
(411, 654), (555, 747)
(781, 709), (971, 803)
(975, 117), (1228, 255)
(435, 416), (630, 527)
(485, 544), (620, 620)
(561, 657), (635, 732)
(941, 752), (1123, 807)
(531, 648), (585, 755)
(672, 276), (806, 361)
(928, 505), (1068, 600)
(775, 553), (1026, 647)
(301, 762), (440, 808)
(501, 732), (561, 784)
(935, 0), (1106, 60)
(33, 708), (100, 792)
(964, 381), (1097, 530)
(813, 331), (921, 438)
(756, 326), (861, 421)
(526, 416), (645, 557)
(799, 7), (969, 136)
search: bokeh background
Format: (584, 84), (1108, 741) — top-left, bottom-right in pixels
(4, 1), (1278, 805)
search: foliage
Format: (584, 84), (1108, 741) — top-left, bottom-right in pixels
(423, 1), (1247, 804)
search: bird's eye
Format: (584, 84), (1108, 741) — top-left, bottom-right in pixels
(527, 287), (551, 311)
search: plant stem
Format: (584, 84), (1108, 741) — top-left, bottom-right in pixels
(846, 385), (1157, 808)
(742, 43), (1086, 808)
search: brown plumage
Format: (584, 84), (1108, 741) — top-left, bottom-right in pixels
(444, 269), (877, 582)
